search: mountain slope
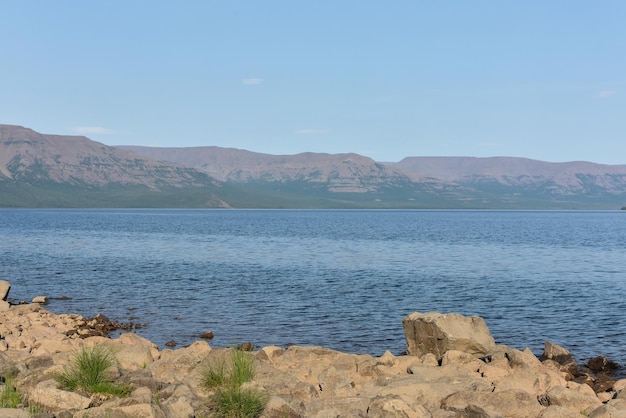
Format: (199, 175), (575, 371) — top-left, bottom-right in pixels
(118, 145), (413, 193)
(0, 125), (228, 207)
(389, 157), (626, 208)
(123, 146), (626, 209)
(3, 124), (626, 209)
(395, 157), (626, 188)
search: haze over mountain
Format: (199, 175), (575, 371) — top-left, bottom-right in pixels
(2, 124), (626, 209)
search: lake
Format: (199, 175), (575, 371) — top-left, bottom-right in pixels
(1, 209), (625, 365)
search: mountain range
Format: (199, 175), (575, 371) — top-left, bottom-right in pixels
(1, 124), (625, 209)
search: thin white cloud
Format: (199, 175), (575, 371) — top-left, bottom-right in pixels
(70, 126), (117, 135)
(242, 78), (264, 85)
(597, 90), (616, 99)
(294, 129), (328, 135)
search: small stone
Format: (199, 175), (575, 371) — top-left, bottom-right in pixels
(165, 340), (177, 347)
(32, 296), (48, 304)
(237, 342), (255, 351)
(199, 330), (214, 339)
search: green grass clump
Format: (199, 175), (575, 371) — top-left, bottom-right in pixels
(230, 349), (256, 388)
(200, 357), (228, 389)
(55, 346), (129, 397)
(199, 349), (267, 418)
(212, 386), (267, 418)
(0, 374), (23, 408)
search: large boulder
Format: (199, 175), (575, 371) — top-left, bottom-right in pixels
(28, 384), (91, 412)
(403, 312), (496, 359)
(540, 341), (574, 365)
(539, 385), (602, 416)
(362, 363), (492, 412)
(0, 280), (10, 301)
(83, 333), (160, 371)
(442, 388), (545, 418)
(367, 396), (433, 418)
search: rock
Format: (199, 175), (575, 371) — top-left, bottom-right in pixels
(402, 312), (496, 359)
(149, 341), (210, 388)
(539, 405), (586, 417)
(66, 313), (135, 339)
(165, 340), (177, 347)
(419, 353), (439, 367)
(540, 341), (574, 365)
(83, 333), (159, 371)
(364, 364), (493, 412)
(539, 385), (602, 416)
(0, 280), (10, 301)
(440, 349), (485, 373)
(160, 384), (197, 418)
(256, 345), (285, 364)
(608, 398), (626, 409)
(318, 366), (356, 397)
(261, 345), (354, 389)
(0, 351), (20, 377)
(588, 355), (620, 373)
(589, 404), (626, 418)
(593, 372), (617, 393)
(262, 395), (307, 418)
(32, 296), (48, 304)
(254, 359), (319, 404)
(367, 396), (433, 418)
(0, 303), (623, 418)
(0, 300), (10, 311)
(199, 330), (214, 339)
(28, 386), (91, 412)
(494, 366), (565, 396)
(501, 346), (543, 369)
(0, 410), (30, 418)
(237, 342), (255, 351)
(614, 379), (626, 392)
(477, 362), (512, 385)
(305, 396), (370, 417)
(73, 403), (166, 417)
(442, 388), (544, 418)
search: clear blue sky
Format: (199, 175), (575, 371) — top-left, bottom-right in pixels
(1, 1), (624, 164)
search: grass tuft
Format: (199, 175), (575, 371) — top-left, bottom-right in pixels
(0, 374), (23, 408)
(230, 349), (256, 388)
(211, 386), (267, 418)
(199, 356), (228, 389)
(55, 346), (129, 396)
(199, 348), (267, 418)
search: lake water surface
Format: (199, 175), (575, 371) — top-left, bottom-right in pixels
(1, 209), (625, 365)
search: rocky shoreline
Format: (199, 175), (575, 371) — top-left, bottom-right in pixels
(0, 281), (625, 417)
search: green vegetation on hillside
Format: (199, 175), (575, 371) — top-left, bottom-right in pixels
(2, 177), (625, 209)
(0, 180), (225, 208)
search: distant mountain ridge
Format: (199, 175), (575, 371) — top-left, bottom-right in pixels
(120, 145), (626, 208)
(2, 124), (626, 208)
(394, 157), (626, 194)
(118, 145), (412, 193)
(0, 125), (216, 188)
(0, 125), (227, 207)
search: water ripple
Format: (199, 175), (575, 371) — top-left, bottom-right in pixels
(1, 209), (625, 365)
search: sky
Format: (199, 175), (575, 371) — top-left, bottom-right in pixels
(1, 1), (625, 164)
